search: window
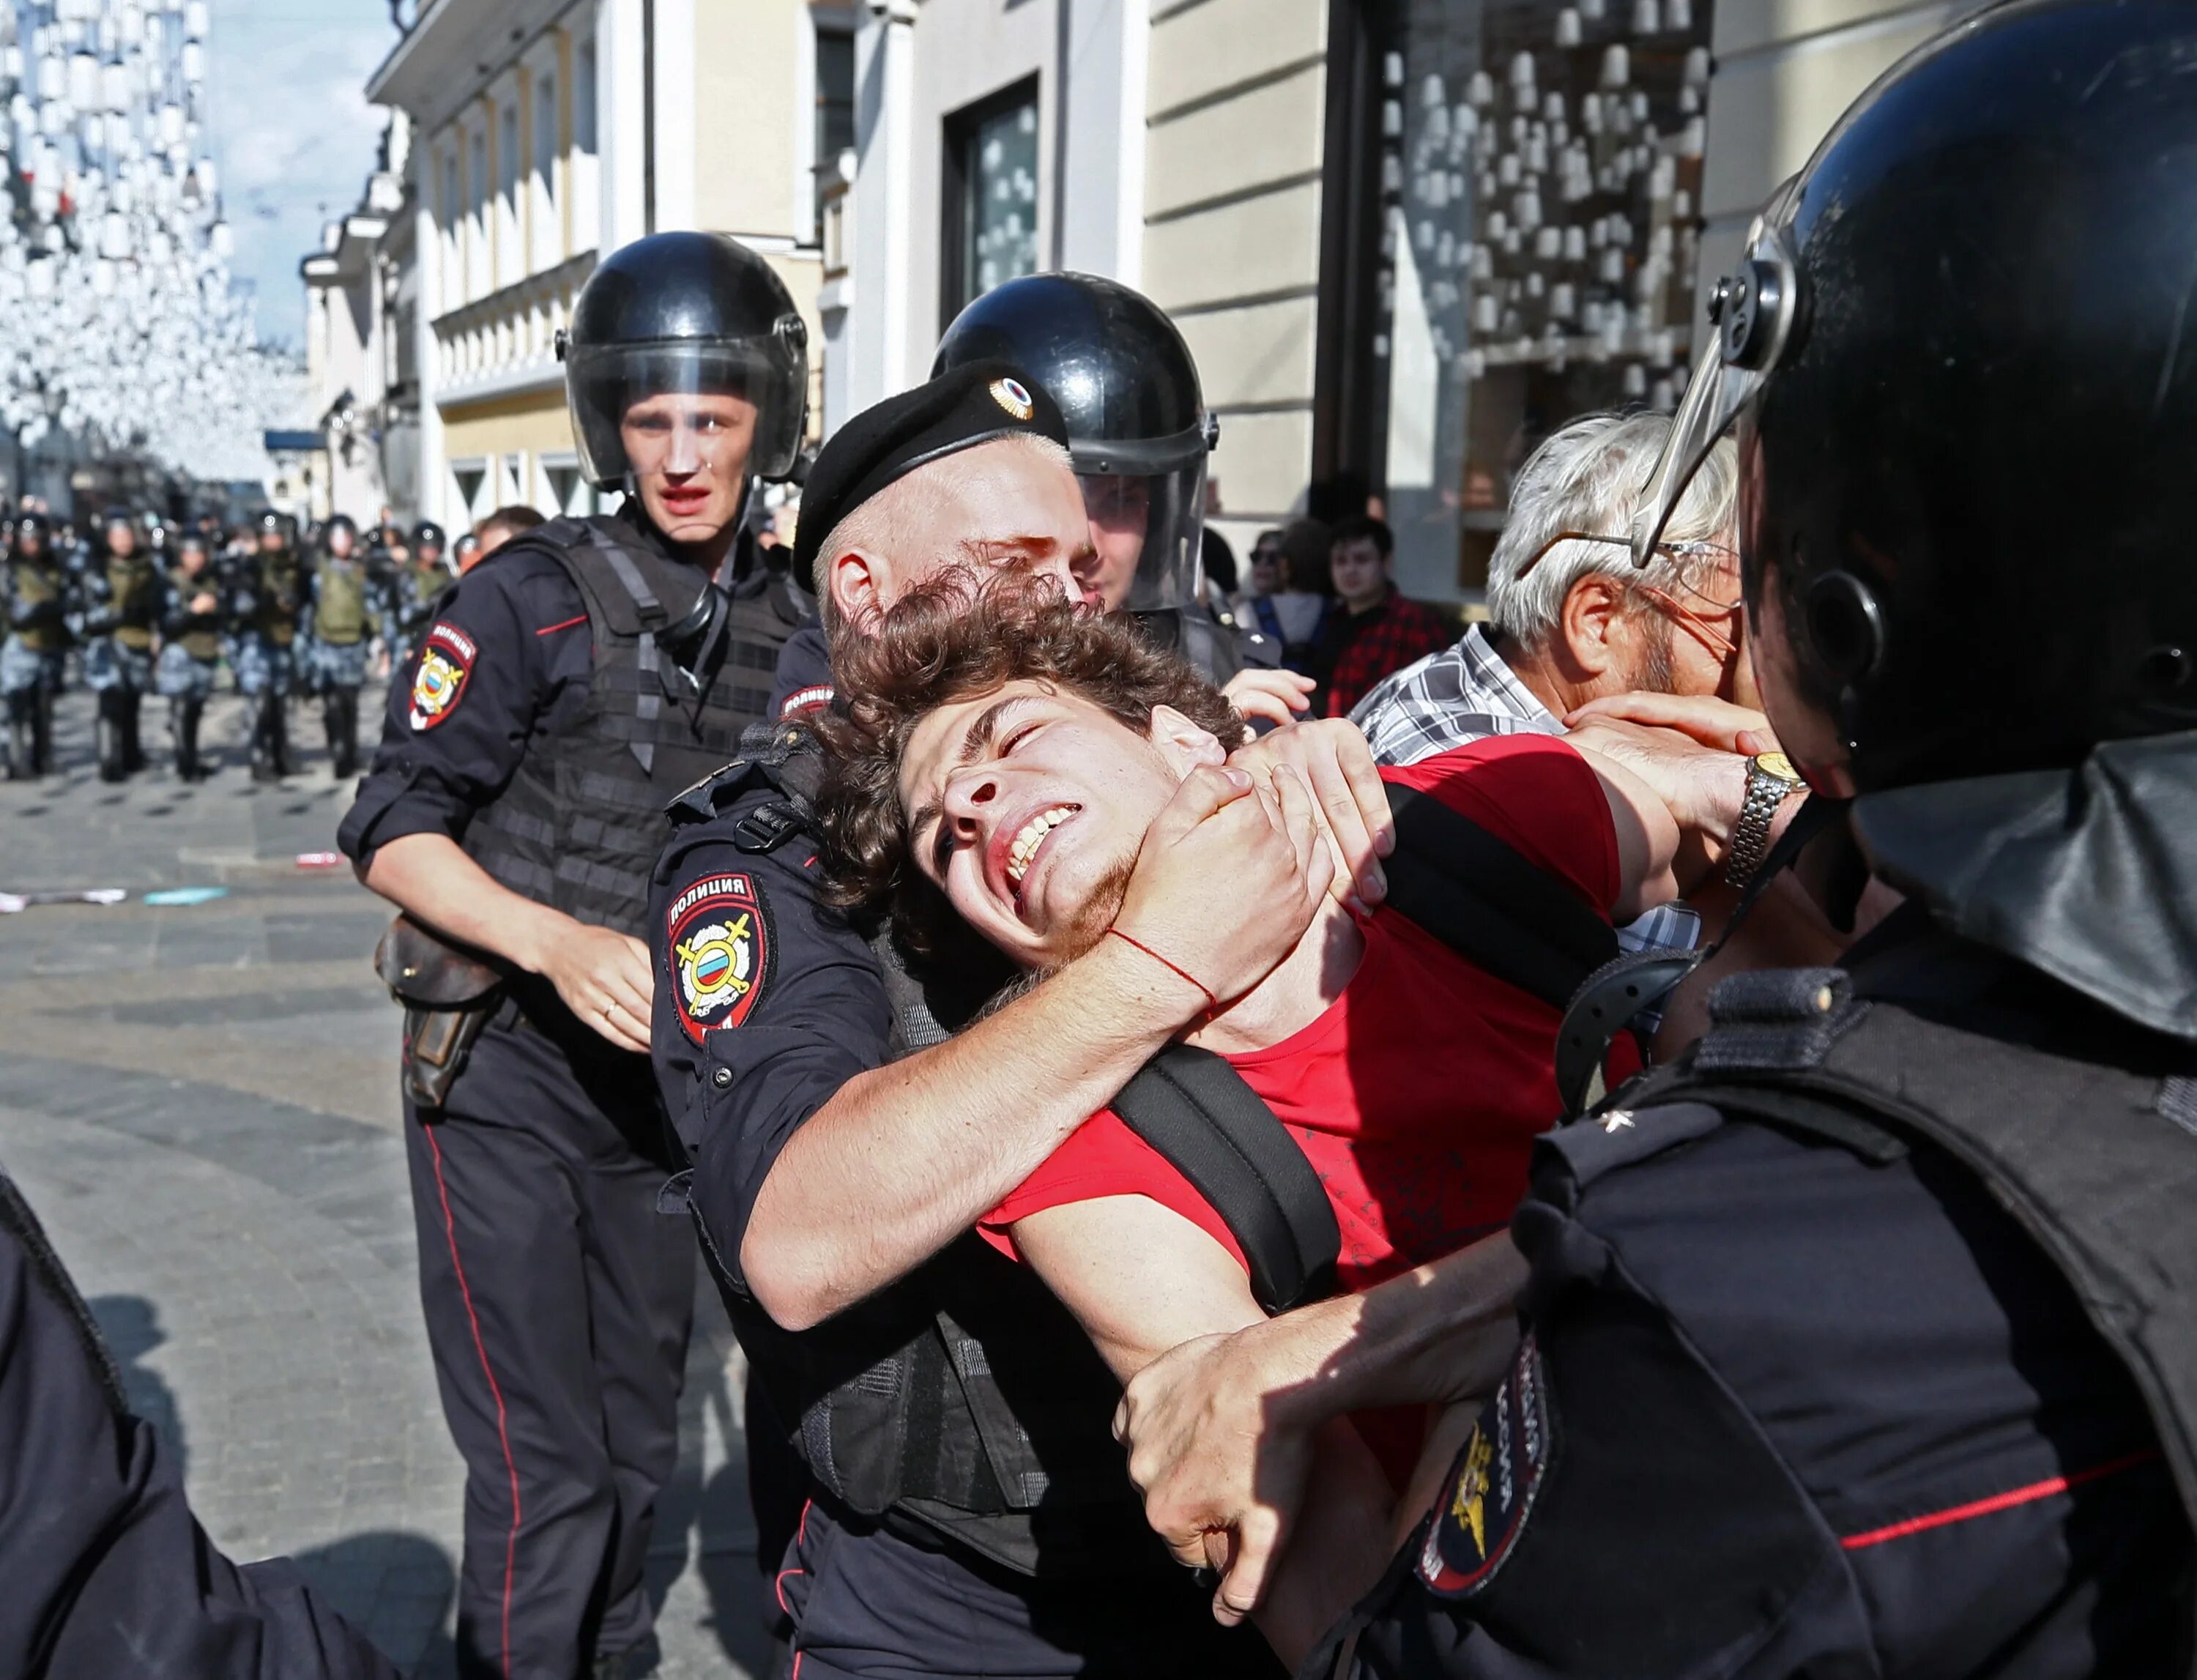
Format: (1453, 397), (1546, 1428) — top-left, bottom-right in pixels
(532, 70), (560, 270)
(940, 77), (1039, 331)
(573, 40), (598, 250)
(813, 25), (855, 235)
(498, 100), (521, 283)
(467, 128), (487, 301)
(1316, 0), (1716, 597)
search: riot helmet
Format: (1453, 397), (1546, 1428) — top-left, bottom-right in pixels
(413, 521), (445, 558)
(1631, 0), (2197, 798)
(255, 510), (286, 549)
(12, 512), (45, 554)
(558, 231), (809, 491)
(324, 513), (359, 558)
(103, 509), (141, 557)
(934, 272), (1216, 612)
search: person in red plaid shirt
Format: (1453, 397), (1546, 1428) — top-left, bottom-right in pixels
(1316, 515), (1453, 716)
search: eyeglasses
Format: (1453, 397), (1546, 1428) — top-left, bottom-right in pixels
(1512, 528), (1734, 584)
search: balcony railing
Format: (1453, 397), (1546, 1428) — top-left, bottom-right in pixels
(431, 248), (596, 398)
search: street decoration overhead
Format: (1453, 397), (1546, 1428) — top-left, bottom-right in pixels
(0, 0), (295, 483)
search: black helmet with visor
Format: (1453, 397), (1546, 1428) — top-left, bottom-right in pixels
(1629, 0), (2197, 798)
(933, 272), (1216, 612)
(559, 231), (810, 492)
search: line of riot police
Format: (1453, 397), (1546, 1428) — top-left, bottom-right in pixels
(0, 505), (458, 784)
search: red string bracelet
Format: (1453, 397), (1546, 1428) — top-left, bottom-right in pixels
(1105, 926), (1219, 1013)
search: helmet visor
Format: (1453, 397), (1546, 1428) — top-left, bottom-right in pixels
(1081, 458), (1207, 612)
(1630, 190), (1802, 564)
(565, 329), (808, 488)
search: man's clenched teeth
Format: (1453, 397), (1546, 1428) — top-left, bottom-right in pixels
(1006, 805), (1077, 890)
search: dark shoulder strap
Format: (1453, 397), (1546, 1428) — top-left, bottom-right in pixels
(1109, 1044), (1340, 1315)
(1382, 780), (1619, 1012)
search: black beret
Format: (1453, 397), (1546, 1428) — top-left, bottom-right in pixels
(794, 359), (1068, 587)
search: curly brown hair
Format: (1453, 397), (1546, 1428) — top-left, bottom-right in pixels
(814, 570), (1247, 964)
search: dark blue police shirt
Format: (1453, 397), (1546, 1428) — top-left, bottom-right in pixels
(648, 765), (891, 1295)
(1334, 1044), (2190, 1674)
(0, 1164), (398, 1678)
(766, 615), (833, 721)
(335, 540), (664, 1137)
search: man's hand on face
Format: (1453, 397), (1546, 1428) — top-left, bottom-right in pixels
(1227, 717), (1394, 910)
(1110, 760), (1334, 1008)
(1114, 1323), (1318, 1624)
(1565, 691), (1781, 758)
(1220, 666), (1315, 729)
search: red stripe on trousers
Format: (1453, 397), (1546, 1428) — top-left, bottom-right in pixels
(1840, 1450), (2159, 1550)
(425, 1124), (524, 1679)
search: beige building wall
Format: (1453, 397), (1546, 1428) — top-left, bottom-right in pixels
(1699, 0), (1992, 291)
(1144, 0), (1328, 545)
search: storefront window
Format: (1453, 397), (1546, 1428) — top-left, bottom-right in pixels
(1328, 0), (1716, 598)
(943, 78), (1040, 329)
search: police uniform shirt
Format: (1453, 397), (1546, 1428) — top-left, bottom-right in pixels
(648, 761), (890, 1292)
(338, 534), (658, 1136)
(1331, 911), (2191, 1679)
(766, 615), (833, 722)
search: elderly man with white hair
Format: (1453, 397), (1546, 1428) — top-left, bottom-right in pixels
(1354, 412), (1751, 956)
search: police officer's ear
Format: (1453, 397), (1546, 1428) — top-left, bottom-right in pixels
(1146, 705), (1227, 778)
(824, 543), (893, 636)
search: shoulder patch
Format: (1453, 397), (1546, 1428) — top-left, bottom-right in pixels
(778, 682), (834, 718)
(409, 622), (477, 731)
(1418, 1331), (1555, 1599)
(666, 871), (773, 1044)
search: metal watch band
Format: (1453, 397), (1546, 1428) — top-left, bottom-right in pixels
(1725, 762), (1798, 891)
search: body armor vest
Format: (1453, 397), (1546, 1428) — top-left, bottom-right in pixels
(167, 570), (223, 661)
(254, 552), (302, 645)
(7, 557), (67, 653)
(667, 733), (1181, 1580)
(1618, 934), (2197, 1654)
(105, 556), (158, 650)
(398, 562), (447, 635)
(314, 560), (370, 644)
(464, 516), (798, 940)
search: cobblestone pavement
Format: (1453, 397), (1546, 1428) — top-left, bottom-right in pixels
(0, 684), (770, 1679)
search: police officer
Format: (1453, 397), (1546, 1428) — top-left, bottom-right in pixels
(1303, 2), (2197, 1672)
(1, 511), (71, 780)
(651, 363), (1391, 1677)
(0, 1160), (402, 1678)
(384, 521), (450, 672)
(157, 528), (226, 781)
(338, 229), (808, 1680)
(305, 514), (381, 780)
(933, 271), (1290, 694)
(234, 510), (305, 781)
(765, 275), (1301, 726)
(80, 508), (161, 781)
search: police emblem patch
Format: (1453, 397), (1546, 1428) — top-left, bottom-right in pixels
(409, 622), (477, 732)
(989, 376), (1036, 421)
(667, 871), (772, 1044)
(1418, 1331), (1554, 1598)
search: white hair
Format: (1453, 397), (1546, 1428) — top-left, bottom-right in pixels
(1484, 412), (1738, 652)
(815, 431), (1075, 636)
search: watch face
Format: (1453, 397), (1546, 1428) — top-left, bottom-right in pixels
(1755, 751), (1800, 783)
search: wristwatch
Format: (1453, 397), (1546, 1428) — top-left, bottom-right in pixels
(1725, 751), (1806, 891)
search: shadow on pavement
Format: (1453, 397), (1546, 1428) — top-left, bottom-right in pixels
(289, 1531), (458, 1680)
(90, 1293), (187, 1482)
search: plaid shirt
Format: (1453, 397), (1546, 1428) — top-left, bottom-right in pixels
(1321, 591), (1457, 719)
(1352, 624), (1703, 956)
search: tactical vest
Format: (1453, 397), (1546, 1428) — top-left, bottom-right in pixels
(665, 732), (1178, 1579)
(166, 570), (223, 661)
(7, 557), (67, 653)
(254, 552), (302, 646)
(399, 562), (447, 635)
(105, 556), (158, 650)
(314, 559), (370, 645)
(464, 517), (798, 940)
(1612, 932), (2197, 1654)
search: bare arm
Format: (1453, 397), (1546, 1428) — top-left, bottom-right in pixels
(361, 832), (653, 1054)
(1013, 1195), (1399, 1668)
(1113, 1231), (1527, 1616)
(744, 758), (1344, 1330)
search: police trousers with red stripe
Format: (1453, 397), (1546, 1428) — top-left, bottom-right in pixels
(405, 1092), (694, 1679)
